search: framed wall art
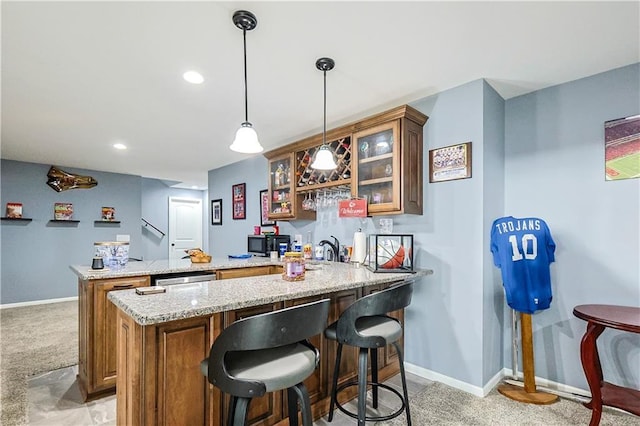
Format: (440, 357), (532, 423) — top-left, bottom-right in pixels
(429, 142), (472, 183)
(259, 189), (276, 226)
(211, 199), (222, 225)
(604, 115), (640, 181)
(232, 183), (246, 220)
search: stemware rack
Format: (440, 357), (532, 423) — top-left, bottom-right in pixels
(295, 137), (352, 193)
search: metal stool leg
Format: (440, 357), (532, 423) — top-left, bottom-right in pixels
(232, 397), (250, 426)
(357, 347), (369, 426)
(371, 347), (379, 409)
(288, 382), (313, 426)
(327, 342), (343, 422)
(393, 341), (412, 426)
(287, 387), (300, 426)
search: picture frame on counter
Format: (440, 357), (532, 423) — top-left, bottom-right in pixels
(429, 141), (472, 183)
(232, 183), (246, 220)
(211, 199), (222, 225)
(259, 189), (276, 226)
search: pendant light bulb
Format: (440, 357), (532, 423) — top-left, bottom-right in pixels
(311, 57), (337, 170)
(230, 10), (263, 154)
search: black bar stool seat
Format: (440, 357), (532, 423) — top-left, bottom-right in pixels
(202, 299), (330, 426)
(325, 281), (414, 426)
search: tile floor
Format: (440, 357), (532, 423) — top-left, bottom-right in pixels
(27, 365), (432, 425)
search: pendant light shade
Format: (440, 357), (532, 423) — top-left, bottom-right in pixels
(230, 122), (262, 153)
(311, 57), (337, 170)
(230, 10), (263, 154)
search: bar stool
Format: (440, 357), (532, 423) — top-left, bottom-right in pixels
(201, 299), (330, 426)
(325, 281), (414, 425)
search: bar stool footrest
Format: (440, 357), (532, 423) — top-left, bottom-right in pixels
(334, 380), (406, 422)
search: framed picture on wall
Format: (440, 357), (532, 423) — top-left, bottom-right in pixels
(211, 199), (222, 225)
(259, 189), (275, 227)
(428, 142), (472, 183)
(232, 183), (246, 220)
(604, 115), (640, 181)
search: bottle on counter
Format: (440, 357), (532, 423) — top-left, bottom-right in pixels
(283, 252), (305, 281)
(303, 231), (313, 260)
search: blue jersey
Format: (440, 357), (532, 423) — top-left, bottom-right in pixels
(490, 216), (556, 314)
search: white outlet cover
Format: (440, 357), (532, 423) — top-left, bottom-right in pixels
(116, 234), (130, 242)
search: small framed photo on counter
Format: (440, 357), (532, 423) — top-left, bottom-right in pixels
(232, 183), (246, 220)
(211, 199), (222, 225)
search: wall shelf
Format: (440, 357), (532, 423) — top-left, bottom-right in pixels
(48, 219), (80, 224)
(1, 217), (33, 222)
(94, 220), (121, 224)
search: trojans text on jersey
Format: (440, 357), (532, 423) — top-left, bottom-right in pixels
(494, 218), (541, 234)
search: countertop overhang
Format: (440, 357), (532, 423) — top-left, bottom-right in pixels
(107, 262), (432, 326)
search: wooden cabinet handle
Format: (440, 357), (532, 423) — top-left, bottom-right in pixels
(113, 284), (134, 289)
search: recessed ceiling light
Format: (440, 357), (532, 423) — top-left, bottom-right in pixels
(191, 185), (198, 189)
(113, 143), (127, 150)
(183, 71), (204, 84)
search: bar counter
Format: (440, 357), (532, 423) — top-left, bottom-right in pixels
(106, 261), (432, 426)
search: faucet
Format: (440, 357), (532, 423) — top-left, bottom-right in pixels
(319, 235), (341, 262)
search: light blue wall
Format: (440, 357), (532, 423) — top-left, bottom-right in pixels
(409, 79), (492, 388)
(504, 63), (640, 391)
(208, 155), (270, 257)
(141, 178), (207, 260)
(0, 160), (205, 304)
(481, 81), (506, 384)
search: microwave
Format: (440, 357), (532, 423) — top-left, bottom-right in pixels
(247, 234), (290, 257)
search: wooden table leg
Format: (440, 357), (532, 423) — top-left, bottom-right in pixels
(580, 321), (605, 426)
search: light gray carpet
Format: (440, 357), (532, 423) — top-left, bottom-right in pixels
(0, 300), (78, 426)
(383, 381), (640, 426)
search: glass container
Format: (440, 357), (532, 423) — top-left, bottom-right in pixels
(283, 251), (306, 281)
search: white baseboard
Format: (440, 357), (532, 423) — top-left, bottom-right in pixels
(404, 363), (590, 399)
(0, 296), (78, 309)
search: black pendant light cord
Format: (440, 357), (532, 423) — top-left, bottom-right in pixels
(243, 29), (249, 123)
(323, 69), (327, 145)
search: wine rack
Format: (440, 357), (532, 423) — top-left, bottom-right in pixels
(295, 137), (352, 193)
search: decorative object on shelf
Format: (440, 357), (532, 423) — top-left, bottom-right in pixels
(54, 202), (74, 220)
(367, 234), (414, 273)
(101, 206), (116, 221)
(46, 166), (97, 192)
(604, 114), (639, 181)
(6, 202), (23, 218)
(311, 57), (338, 170)
(232, 182), (246, 220)
(259, 189), (275, 226)
(229, 10), (263, 154)
(428, 142), (472, 183)
(211, 199), (222, 225)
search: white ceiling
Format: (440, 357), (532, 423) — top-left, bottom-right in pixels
(2, 1), (639, 189)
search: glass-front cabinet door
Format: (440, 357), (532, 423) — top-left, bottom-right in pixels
(268, 153), (295, 219)
(353, 121), (401, 213)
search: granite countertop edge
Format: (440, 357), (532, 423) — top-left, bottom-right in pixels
(69, 257), (279, 280)
(108, 264), (433, 326)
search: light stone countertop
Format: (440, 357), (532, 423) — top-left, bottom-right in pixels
(108, 262), (433, 326)
(69, 257), (277, 280)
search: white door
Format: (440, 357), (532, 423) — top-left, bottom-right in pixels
(168, 197), (203, 260)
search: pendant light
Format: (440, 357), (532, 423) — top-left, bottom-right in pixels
(311, 57), (338, 170)
(229, 10), (263, 154)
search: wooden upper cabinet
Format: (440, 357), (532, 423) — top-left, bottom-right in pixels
(267, 153), (314, 221)
(264, 105), (427, 220)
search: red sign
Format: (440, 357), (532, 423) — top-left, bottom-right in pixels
(338, 199), (367, 218)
